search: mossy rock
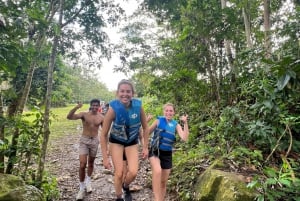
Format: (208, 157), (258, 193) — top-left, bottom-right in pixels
(195, 169), (256, 201)
(0, 173), (43, 201)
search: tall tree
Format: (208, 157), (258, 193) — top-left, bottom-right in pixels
(0, 93), (4, 173)
(36, 0), (62, 184)
(3, 0), (123, 175)
(35, 0), (125, 183)
(263, 0), (271, 58)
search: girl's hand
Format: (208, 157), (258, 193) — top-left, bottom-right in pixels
(146, 114), (153, 122)
(142, 147), (149, 160)
(180, 114), (188, 123)
(102, 158), (112, 170)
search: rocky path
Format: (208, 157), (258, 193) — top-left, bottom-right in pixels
(46, 128), (177, 201)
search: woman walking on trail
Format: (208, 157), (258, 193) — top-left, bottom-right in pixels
(122, 114), (153, 183)
(100, 79), (150, 201)
(148, 103), (189, 201)
(67, 99), (104, 201)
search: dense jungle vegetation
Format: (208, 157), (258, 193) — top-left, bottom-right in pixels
(0, 0), (299, 200)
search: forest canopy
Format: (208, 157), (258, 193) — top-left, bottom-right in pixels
(1, 0), (299, 200)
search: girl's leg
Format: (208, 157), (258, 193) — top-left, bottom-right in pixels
(122, 160), (127, 182)
(149, 156), (162, 201)
(110, 143), (125, 198)
(160, 169), (171, 200)
(124, 144), (139, 185)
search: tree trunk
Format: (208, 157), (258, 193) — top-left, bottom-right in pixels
(0, 93), (4, 173)
(263, 0), (271, 58)
(242, 6), (253, 48)
(221, 0), (237, 105)
(206, 41), (220, 106)
(5, 36), (45, 174)
(17, 38), (45, 114)
(36, 0), (63, 186)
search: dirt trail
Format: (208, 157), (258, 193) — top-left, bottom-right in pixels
(46, 128), (177, 201)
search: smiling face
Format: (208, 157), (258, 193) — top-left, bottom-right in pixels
(90, 102), (100, 113)
(163, 104), (175, 121)
(117, 83), (134, 106)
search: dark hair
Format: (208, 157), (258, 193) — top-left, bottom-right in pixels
(90, 99), (100, 105)
(117, 79), (135, 94)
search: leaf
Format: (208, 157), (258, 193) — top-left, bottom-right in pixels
(266, 178), (277, 185)
(263, 100), (273, 109)
(279, 179), (291, 187)
(257, 195), (265, 201)
(277, 73), (290, 91)
(247, 180), (258, 188)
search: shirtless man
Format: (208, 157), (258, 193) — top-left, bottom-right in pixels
(67, 99), (104, 201)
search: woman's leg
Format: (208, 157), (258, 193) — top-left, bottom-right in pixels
(124, 144), (139, 185)
(122, 160), (127, 182)
(110, 143), (125, 198)
(149, 156), (162, 201)
(160, 169), (171, 200)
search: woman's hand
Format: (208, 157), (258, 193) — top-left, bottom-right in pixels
(180, 114), (188, 123)
(142, 146), (149, 160)
(102, 157), (112, 170)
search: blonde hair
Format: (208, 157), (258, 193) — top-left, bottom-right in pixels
(163, 102), (175, 112)
(117, 79), (135, 94)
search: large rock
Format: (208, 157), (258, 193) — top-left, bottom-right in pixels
(195, 169), (256, 201)
(0, 173), (43, 201)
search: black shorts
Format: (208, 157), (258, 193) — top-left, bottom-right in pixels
(109, 136), (138, 147)
(149, 149), (172, 169)
(109, 137), (138, 161)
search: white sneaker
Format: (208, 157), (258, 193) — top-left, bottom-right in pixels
(86, 182), (92, 193)
(76, 189), (85, 200)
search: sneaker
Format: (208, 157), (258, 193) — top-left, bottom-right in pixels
(86, 182), (92, 193)
(123, 184), (132, 201)
(76, 189), (85, 201)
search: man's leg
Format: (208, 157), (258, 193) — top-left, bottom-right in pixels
(84, 155), (95, 193)
(76, 154), (87, 200)
(87, 156), (96, 177)
(79, 154), (88, 186)
(85, 136), (99, 193)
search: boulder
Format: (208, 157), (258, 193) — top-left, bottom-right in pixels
(195, 169), (256, 201)
(0, 173), (43, 201)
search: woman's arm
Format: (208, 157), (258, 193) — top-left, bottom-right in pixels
(140, 108), (151, 159)
(176, 114), (189, 142)
(100, 107), (114, 169)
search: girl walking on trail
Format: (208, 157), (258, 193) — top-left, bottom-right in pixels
(100, 79), (150, 201)
(148, 103), (189, 201)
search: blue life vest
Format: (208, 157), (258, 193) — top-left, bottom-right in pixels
(109, 99), (142, 143)
(151, 116), (177, 151)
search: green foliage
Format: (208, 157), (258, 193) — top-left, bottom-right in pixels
(247, 159), (300, 201)
(1, 111), (45, 178)
(49, 104), (89, 139)
(170, 146), (208, 201)
(228, 146), (263, 168)
(62, 65), (114, 105)
(40, 171), (60, 201)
